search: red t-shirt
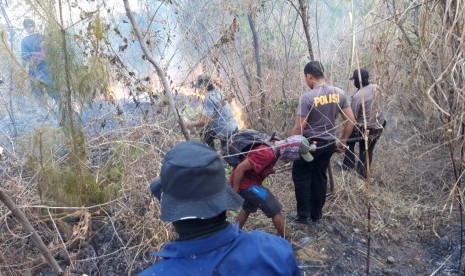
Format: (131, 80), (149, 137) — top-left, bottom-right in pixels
(229, 145), (277, 190)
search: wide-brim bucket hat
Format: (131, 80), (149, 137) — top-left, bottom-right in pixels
(157, 141), (243, 222)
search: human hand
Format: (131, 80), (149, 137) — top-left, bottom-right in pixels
(336, 142), (348, 153)
(31, 51), (46, 64)
(181, 118), (191, 129)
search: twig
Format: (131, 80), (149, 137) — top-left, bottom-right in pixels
(328, 157), (335, 194)
(123, 0), (190, 141)
(0, 210), (11, 223)
(429, 254), (452, 276)
(23, 197), (123, 210)
(47, 208), (73, 269)
(100, 207), (125, 249)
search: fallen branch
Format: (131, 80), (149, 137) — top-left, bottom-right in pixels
(0, 190), (62, 274)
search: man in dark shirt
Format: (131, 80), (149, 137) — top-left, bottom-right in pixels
(21, 19), (59, 104)
(336, 68), (386, 178)
(289, 61), (355, 223)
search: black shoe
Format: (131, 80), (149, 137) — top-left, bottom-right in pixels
(287, 214), (311, 224)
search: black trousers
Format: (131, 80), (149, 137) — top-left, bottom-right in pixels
(343, 126), (384, 178)
(292, 139), (336, 221)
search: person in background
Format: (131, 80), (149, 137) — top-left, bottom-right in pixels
(289, 61), (355, 224)
(230, 134), (313, 246)
(185, 75), (238, 152)
(143, 141), (300, 275)
(336, 68), (386, 178)
(21, 19), (59, 105)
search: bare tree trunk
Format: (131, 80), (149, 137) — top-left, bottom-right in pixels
(235, 31), (253, 98)
(0, 191), (62, 274)
(217, 48), (252, 118)
(298, 0), (314, 61)
(124, 0), (190, 140)
(315, 0), (321, 59)
(247, 13), (266, 127)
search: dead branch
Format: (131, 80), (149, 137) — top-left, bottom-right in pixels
(123, 0), (190, 141)
(0, 190), (63, 274)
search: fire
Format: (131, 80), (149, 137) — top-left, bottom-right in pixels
(106, 79), (247, 130)
(106, 82), (127, 100)
(176, 86), (204, 99)
(230, 99), (247, 129)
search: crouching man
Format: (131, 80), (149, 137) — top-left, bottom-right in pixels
(229, 135), (313, 244)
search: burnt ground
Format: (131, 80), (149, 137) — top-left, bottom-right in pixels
(238, 197), (463, 275)
(1, 95), (464, 275)
(291, 213), (461, 275)
(18, 190), (462, 275)
(287, 168), (462, 275)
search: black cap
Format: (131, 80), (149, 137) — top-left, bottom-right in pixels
(194, 74), (213, 88)
(350, 69), (369, 81)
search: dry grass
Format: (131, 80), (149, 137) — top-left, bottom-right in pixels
(1, 0), (464, 274)
(239, 121), (456, 245)
(0, 104), (461, 274)
(0, 118), (185, 274)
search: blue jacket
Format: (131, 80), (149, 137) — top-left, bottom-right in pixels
(21, 33), (53, 85)
(139, 224), (300, 275)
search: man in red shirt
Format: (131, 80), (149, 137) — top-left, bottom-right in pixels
(230, 135), (313, 241)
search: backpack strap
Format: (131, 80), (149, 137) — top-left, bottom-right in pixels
(263, 141), (280, 161)
(269, 132), (280, 160)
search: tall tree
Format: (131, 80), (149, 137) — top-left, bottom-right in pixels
(247, 13), (266, 127)
(298, 0), (314, 60)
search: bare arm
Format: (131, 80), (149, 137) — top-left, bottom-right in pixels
(185, 115), (212, 129)
(338, 106), (356, 150)
(291, 115), (308, 135)
(231, 159), (253, 193)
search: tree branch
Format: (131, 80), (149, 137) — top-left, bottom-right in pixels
(123, 0), (190, 140)
(0, 190), (62, 274)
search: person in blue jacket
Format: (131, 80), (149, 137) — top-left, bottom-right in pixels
(21, 18), (59, 104)
(142, 141), (300, 275)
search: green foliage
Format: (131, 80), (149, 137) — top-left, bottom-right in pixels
(92, 13), (105, 42)
(61, 127), (86, 161)
(0, 28), (28, 90)
(41, 10), (111, 104)
(25, 127), (123, 206)
(262, 178), (269, 186)
(20, 3), (115, 208)
(76, 56), (111, 101)
(224, 165), (233, 178)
